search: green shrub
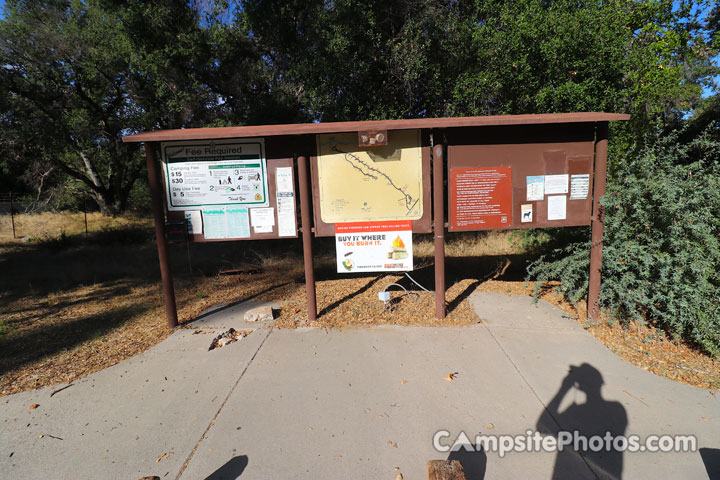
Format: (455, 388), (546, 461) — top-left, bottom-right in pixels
(527, 129), (720, 356)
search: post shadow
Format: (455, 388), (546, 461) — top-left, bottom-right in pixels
(204, 455), (248, 480)
(536, 363), (627, 479)
(700, 448), (720, 479)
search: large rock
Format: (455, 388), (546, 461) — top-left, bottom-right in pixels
(243, 306), (274, 322)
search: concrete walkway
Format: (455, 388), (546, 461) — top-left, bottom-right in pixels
(1, 294), (718, 479)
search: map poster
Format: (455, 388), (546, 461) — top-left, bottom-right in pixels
(335, 221), (413, 273)
(316, 130), (423, 224)
(450, 167), (512, 230)
(161, 139), (268, 211)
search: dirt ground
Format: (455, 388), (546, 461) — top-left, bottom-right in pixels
(1, 216), (718, 397)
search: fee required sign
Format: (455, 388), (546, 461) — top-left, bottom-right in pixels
(161, 139), (269, 211)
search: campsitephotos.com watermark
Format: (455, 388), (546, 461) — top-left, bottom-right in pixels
(433, 430), (697, 458)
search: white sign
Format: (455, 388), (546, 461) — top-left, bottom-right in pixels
(161, 139), (268, 211)
(521, 204), (533, 223)
(202, 207), (250, 239)
(335, 221), (413, 273)
(250, 207), (275, 233)
(526, 176), (544, 201)
(547, 195), (567, 221)
(185, 211), (202, 234)
(275, 167), (296, 237)
(570, 174), (590, 199)
(544, 174), (569, 195)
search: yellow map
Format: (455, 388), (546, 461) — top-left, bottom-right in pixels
(316, 129), (423, 223)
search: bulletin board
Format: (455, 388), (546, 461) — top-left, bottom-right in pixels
(309, 129), (433, 237)
(162, 138), (298, 241)
(446, 123), (596, 231)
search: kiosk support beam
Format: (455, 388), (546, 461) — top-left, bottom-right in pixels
(297, 155), (317, 322)
(433, 143), (446, 320)
(145, 143), (178, 329)
(588, 122), (609, 322)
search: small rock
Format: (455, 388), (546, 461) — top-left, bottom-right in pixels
(244, 306), (274, 322)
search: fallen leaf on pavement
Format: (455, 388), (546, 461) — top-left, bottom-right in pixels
(487, 423), (495, 429)
(155, 453), (169, 463)
(400, 379), (407, 384)
(29, 404), (39, 409)
(445, 372), (459, 382)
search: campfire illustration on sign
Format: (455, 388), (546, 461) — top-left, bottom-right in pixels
(342, 251), (353, 271)
(387, 235), (408, 260)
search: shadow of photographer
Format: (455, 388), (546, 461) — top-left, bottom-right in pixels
(537, 363), (627, 479)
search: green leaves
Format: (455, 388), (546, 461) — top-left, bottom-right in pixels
(528, 128), (720, 356)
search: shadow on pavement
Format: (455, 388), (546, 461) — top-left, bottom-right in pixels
(447, 444), (487, 480)
(204, 455), (248, 480)
(537, 363), (627, 479)
(700, 448), (720, 480)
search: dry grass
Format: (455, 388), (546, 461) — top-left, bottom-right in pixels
(1, 212), (717, 397)
(0, 211), (152, 242)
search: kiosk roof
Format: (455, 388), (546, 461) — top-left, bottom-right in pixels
(122, 112), (629, 143)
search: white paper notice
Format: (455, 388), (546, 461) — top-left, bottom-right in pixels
(544, 174), (569, 195)
(201, 207), (249, 239)
(570, 174), (590, 199)
(185, 211), (202, 234)
(521, 204), (533, 223)
(275, 167), (296, 237)
(276, 194), (296, 236)
(226, 208), (250, 238)
(202, 209), (227, 239)
(526, 176), (544, 201)
(276, 167), (294, 194)
(547, 195), (567, 221)
(250, 207), (275, 233)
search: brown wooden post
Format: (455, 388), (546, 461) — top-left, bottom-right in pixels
(83, 196), (88, 235)
(297, 155), (317, 322)
(9, 191), (16, 239)
(145, 143), (178, 329)
(588, 122), (609, 322)
(433, 143), (446, 320)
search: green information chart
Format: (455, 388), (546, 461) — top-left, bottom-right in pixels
(161, 139), (267, 211)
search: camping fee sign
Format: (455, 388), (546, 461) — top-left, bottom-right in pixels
(161, 139), (269, 211)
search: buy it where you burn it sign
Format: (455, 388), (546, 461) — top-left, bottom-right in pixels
(335, 221), (413, 273)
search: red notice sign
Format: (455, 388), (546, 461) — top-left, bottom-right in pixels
(450, 166), (512, 230)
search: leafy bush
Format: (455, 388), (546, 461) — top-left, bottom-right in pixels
(527, 129), (720, 356)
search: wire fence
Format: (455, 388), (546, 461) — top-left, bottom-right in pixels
(0, 192), (92, 241)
